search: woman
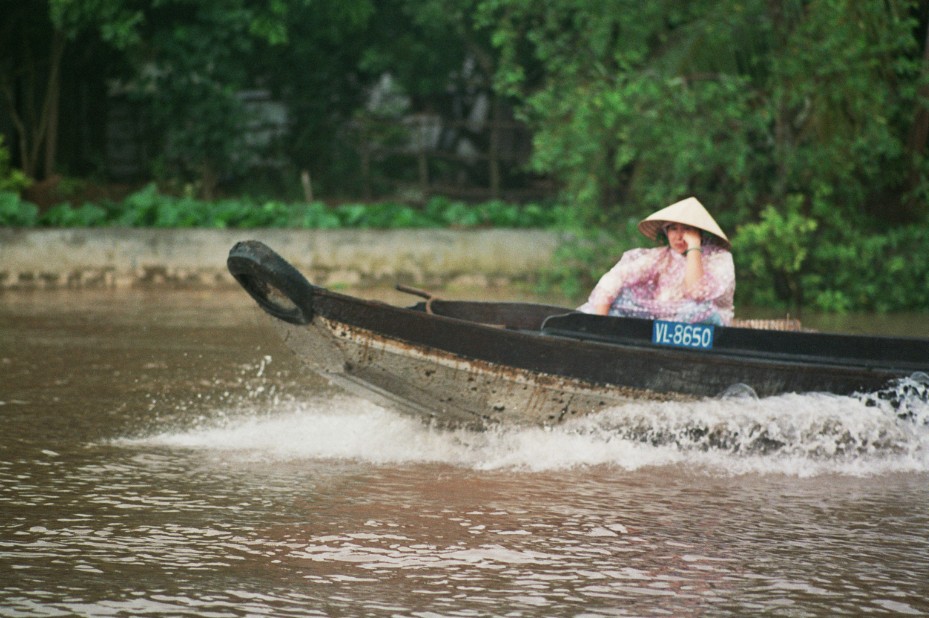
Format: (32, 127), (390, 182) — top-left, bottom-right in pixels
(577, 196), (735, 325)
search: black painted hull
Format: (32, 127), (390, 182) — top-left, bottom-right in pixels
(228, 240), (929, 428)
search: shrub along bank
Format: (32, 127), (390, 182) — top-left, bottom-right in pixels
(0, 183), (568, 230)
(1, 185), (927, 313)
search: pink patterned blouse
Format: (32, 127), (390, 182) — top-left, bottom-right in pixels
(577, 245), (736, 325)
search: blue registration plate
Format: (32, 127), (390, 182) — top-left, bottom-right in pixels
(652, 320), (715, 350)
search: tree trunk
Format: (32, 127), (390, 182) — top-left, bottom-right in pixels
(200, 161), (218, 200)
(42, 31), (64, 179)
(489, 97), (501, 199)
(0, 80), (29, 174)
(1, 29), (66, 180)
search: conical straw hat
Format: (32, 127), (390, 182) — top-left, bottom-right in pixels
(637, 196), (730, 250)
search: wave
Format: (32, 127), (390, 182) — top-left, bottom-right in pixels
(124, 373), (929, 478)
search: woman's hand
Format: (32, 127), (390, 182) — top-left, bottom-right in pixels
(683, 228), (702, 251)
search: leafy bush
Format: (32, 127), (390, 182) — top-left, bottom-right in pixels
(731, 197), (929, 313)
(0, 136), (30, 193)
(0, 191), (38, 226)
(0, 183), (569, 230)
(732, 197), (819, 309)
(42, 203), (110, 227)
(483, 1), (926, 233)
(805, 222), (929, 313)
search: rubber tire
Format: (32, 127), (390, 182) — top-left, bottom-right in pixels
(227, 240), (314, 325)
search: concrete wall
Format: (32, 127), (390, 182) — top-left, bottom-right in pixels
(0, 228), (563, 290)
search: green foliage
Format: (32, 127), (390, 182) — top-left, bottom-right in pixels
(7, 0), (929, 313)
(0, 137), (30, 193)
(49, 0), (143, 47)
(478, 0), (929, 313)
(0, 184), (567, 230)
(730, 198), (929, 313)
(732, 198), (818, 308)
(241, 0), (378, 197)
(104, 1), (331, 198)
(803, 222), (929, 313)
(42, 203), (110, 227)
(0, 192), (39, 226)
(481, 0), (926, 227)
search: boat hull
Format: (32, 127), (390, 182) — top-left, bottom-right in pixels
(272, 315), (680, 429)
(228, 240), (928, 429)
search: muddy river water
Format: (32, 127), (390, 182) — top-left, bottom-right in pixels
(2, 289), (929, 616)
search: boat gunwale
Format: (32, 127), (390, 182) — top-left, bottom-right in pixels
(304, 286), (922, 398)
(309, 285), (927, 375)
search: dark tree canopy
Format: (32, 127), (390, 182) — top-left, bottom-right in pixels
(2, 1), (929, 313)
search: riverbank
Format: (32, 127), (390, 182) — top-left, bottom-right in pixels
(0, 228), (562, 291)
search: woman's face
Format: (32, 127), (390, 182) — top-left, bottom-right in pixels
(664, 223), (699, 253)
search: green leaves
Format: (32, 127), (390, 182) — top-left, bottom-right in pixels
(732, 198), (818, 308)
(481, 0), (926, 224)
(0, 137), (30, 194)
(737, 203), (817, 275)
(42, 203), (110, 227)
(49, 0), (143, 46)
(0, 184), (568, 230)
(0, 192), (39, 226)
(479, 0), (929, 312)
(731, 196), (929, 313)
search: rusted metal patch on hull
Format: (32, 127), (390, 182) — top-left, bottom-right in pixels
(275, 316), (686, 429)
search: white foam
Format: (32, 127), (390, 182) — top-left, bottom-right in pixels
(125, 378), (929, 477)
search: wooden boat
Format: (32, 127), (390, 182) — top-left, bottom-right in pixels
(227, 240), (929, 429)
